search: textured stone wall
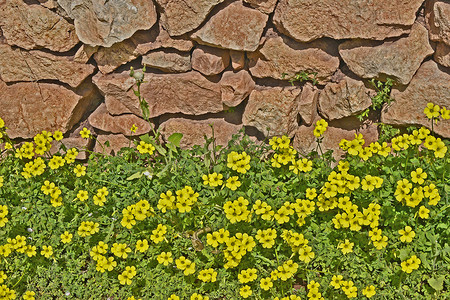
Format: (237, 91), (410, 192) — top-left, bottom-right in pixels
(0, 0), (449, 157)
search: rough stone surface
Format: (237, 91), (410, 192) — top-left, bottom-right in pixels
(105, 97), (134, 115)
(88, 103), (152, 136)
(426, 0), (450, 45)
(0, 80), (98, 139)
(220, 70), (255, 107)
(0, 44), (95, 88)
(94, 39), (139, 74)
(142, 50), (191, 73)
(57, 0), (157, 47)
(293, 117), (379, 161)
(318, 76), (373, 120)
(38, 0), (57, 9)
(156, 0), (224, 36)
(248, 35), (340, 83)
(159, 117), (241, 149)
(382, 61), (450, 138)
(74, 45), (98, 63)
(435, 42), (450, 67)
(243, 87), (301, 137)
(339, 23), (434, 85)
(230, 50), (245, 70)
(298, 83), (319, 126)
(0, 0), (79, 52)
(191, 46), (230, 76)
(191, 1), (268, 51)
(94, 134), (131, 155)
(243, 0), (278, 14)
(132, 25), (195, 54)
(273, 0), (424, 42)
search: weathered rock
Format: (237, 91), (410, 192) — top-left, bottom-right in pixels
(243, 0), (278, 14)
(230, 50), (245, 70)
(0, 80), (98, 139)
(220, 70), (255, 107)
(88, 103), (152, 136)
(94, 27), (194, 74)
(191, 46), (230, 76)
(339, 23), (434, 85)
(435, 42), (450, 67)
(243, 87), (301, 137)
(159, 117), (241, 149)
(191, 1), (268, 51)
(57, 0), (157, 47)
(0, 0), (79, 52)
(298, 83), (319, 126)
(248, 35), (340, 83)
(38, 0), (57, 9)
(293, 117), (379, 161)
(0, 44), (95, 88)
(73, 45), (98, 64)
(426, 0), (450, 45)
(156, 0), (224, 36)
(273, 0), (424, 42)
(318, 76), (373, 120)
(105, 97), (134, 116)
(382, 61), (450, 138)
(94, 133), (131, 155)
(142, 50), (191, 73)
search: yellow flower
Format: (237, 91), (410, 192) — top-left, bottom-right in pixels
(130, 124), (138, 133)
(60, 231), (73, 244)
(118, 271), (132, 285)
(48, 155), (65, 170)
(260, 277), (273, 291)
(190, 293), (208, 300)
(398, 226), (415, 243)
(411, 168), (427, 185)
(23, 291), (36, 300)
(0, 117), (4, 128)
(401, 255), (421, 273)
(0, 270), (7, 284)
(41, 245), (53, 258)
(239, 285), (252, 298)
(111, 243), (131, 259)
(53, 130), (63, 141)
(423, 102), (440, 119)
(80, 127), (91, 139)
(417, 205), (430, 219)
(136, 239), (149, 252)
(440, 107), (450, 119)
(73, 164), (86, 177)
(76, 190), (89, 201)
(330, 275), (343, 289)
(362, 285), (376, 298)
(168, 295), (180, 300)
(338, 239), (354, 254)
(225, 176), (241, 191)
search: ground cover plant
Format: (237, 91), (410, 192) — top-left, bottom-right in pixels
(0, 72), (449, 299)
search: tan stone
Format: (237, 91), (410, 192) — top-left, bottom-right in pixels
(318, 76), (373, 120)
(248, 35), (339, 83)
(94, 134), (131, 155)
(435, 42), (450, 67)
(298, 83), (319, 126)
(38, 0), (57, 9)
(0, 45), (95, 88)
(382, 61), (450, 138)
(273, 0), (423, 42)
(142, 50), (191, 73)
(94, 26), (194, 74)
(339, 23), (434, 85)
(105, 97), (134, 116)
(0, 0), (79, 52)
(88, 103), (153, 136)
(293, 118), (379, 161)
(73, 45), (98, 64)
(156, 0), (224, 36)
(243, 0), (278, 14)
(426, 0), (450, 45)
(191, 46), (230, 76)
(0, 80), (98, 139)
(220, 70), (255, 107)
(243, 87), (301, 137)
(57, 0), (157, 47)
(159, 117), (241, 149)
(191, 1), (268, 51)
(230, 50), (245, 70)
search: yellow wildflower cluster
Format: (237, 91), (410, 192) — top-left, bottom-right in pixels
(40, 180), (63, 207)
(255, 228), (277, 248)
(330, 276), (360, 298)
(197, 268), (217, 283)
(252, 200), (275, 221)
(368, 227), (389, 250)
(202, 172), (223, 187)
(223, 197), (251, 223)
(269, 136), (297, 168)
(223, 233), (256, 269)
(21, 157), (46, 179)
(0, 284), (16, 300)
(273, 260), (299, 282)
(313, 119), (328, 137)
(93, 186), (108, 206)
(157, 251), (173, 266)
(227, 151), (251, 174)
(77, 221), (100, 237)
(0, 205), (8, 228)
(281, 230), (314, 263)
(401, 255), (421, 273)
(121, 199), (154, 229)
(136, 141), (155, 155)
(150, 224), (167, 244)
(424, 102), (449, 120)
(274, 295), (301, 300)
(118, 266), (137, 285)
(176, 256), (196, 275)
(111, 242), (132, 259)
(306, 280), (325, 300)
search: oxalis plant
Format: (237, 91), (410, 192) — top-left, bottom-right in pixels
(0, 67), (449, 300)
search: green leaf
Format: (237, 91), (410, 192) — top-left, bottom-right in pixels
(428, 276), (444, 291)
(126, 171), (143, 180)
(154, 144), (167, 155)
(398, 248), (410, 260)
(168, 133), (183, 147)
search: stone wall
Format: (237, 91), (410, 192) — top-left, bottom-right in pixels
(0, 0), (449, 157)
